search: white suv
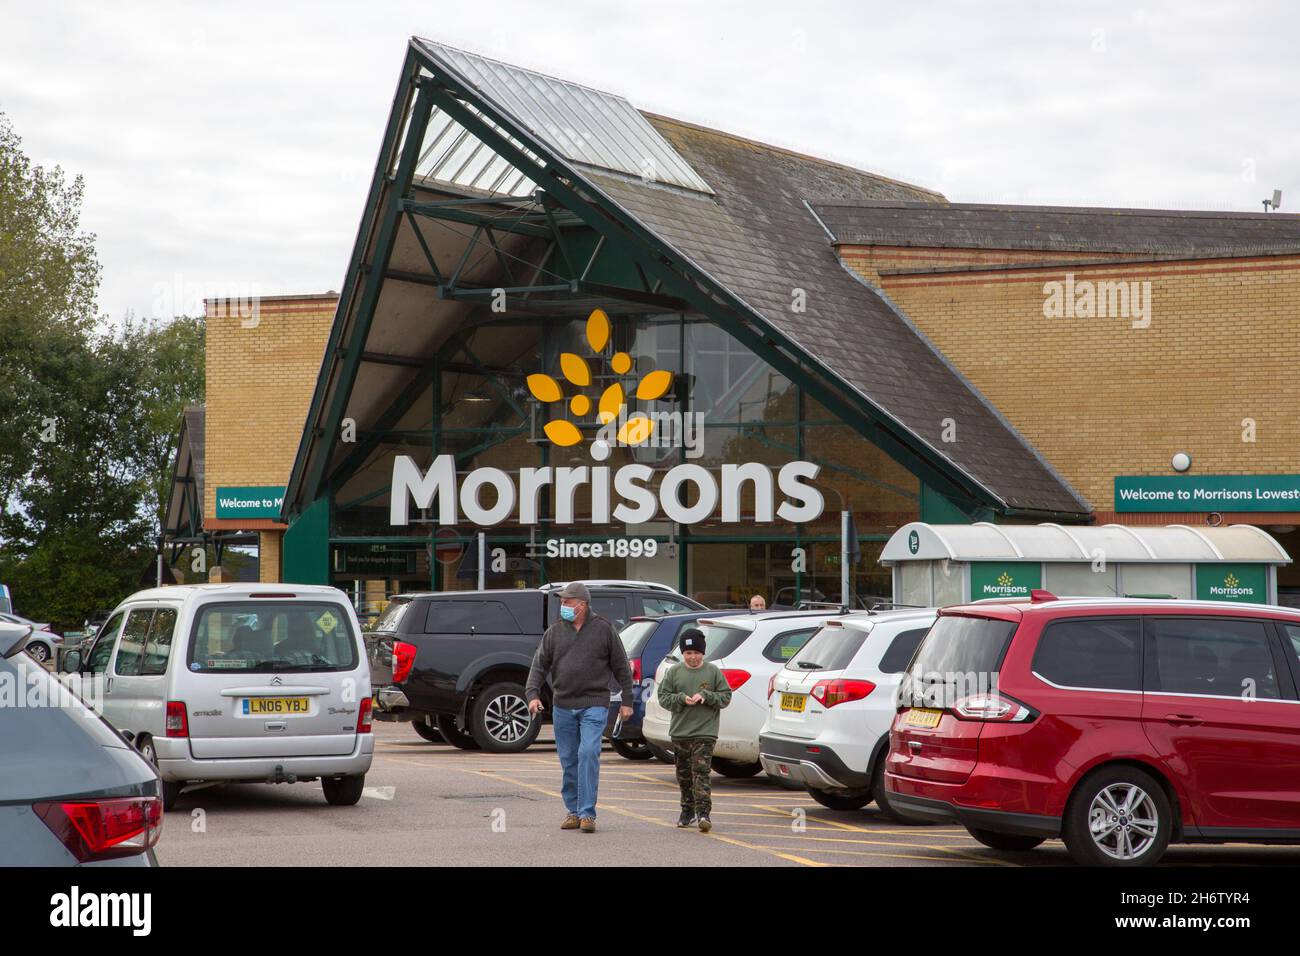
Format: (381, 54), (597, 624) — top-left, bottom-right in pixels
(642, 611), (841, 776)
(76, 584), (374, 809)
(759, 609), (935, 818)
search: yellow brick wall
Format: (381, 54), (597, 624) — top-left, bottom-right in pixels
(877, 256), (1300, 511)
(204, 295), (337, 520)
(258, 531), (283, 583)
(839, 245), (1152, 286)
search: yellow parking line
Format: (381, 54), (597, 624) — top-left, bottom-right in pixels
(739, 843), (1008, 866)
(712, 829), (1020, 866)
(447, 767), (828, 867)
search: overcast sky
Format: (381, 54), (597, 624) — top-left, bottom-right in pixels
(2, 0), (1296, 323)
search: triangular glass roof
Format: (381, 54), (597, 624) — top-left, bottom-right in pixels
(414, 38), (713, 195)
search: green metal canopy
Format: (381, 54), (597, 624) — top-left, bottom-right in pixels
(280, 38), (1092, 528)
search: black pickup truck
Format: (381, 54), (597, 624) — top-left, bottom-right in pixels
(366, 582), (704, 753)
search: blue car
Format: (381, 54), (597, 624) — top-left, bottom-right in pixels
(605, 609), (747, 760)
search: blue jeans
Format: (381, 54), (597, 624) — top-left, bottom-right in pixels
(552, 705), (607, 819)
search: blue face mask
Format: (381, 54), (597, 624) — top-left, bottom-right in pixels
(559, 604), (577, 623)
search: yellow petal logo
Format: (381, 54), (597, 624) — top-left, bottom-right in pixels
(525, 308), (673, 447)
(997, 572), (1013, 587)
(1224, 573), (1239, 588)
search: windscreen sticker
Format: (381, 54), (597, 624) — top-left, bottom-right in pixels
(316, 611), (338, 633)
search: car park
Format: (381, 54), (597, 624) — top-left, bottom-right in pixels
(0, 622), (162, 865)
(367, 581), (703, 753)
(68, 584), (373, 810)
(0, 612), (61, 664)
(760, 608), (935, 819)
(604, 609), (747, 760)
(642, 610), (841, 776)
(887, 592), (1300, 866)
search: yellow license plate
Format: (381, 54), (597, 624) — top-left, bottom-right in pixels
(244, 697), (310, 715)
(780, 693), (806, 713)
(904, 708), (943, 729)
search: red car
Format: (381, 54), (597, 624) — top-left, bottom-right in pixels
(886, 591), (1300, 866)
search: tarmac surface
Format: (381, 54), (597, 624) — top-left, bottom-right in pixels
(155, 721), (1300, 867)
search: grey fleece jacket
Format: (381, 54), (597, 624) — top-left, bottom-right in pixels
(525, 613), (635, 710)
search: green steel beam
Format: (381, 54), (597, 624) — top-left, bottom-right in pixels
(285, 48), (421, 518)
(303, 78), (435, 508)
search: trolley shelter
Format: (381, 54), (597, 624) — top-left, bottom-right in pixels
(880, 522), (1291, 606)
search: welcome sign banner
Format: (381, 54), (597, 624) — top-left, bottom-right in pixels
(1115, 475), (1300, 512)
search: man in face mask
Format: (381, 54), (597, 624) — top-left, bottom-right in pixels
(525, 582), (634, 833)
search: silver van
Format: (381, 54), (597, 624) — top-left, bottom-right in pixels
(71, 584), (374, 809)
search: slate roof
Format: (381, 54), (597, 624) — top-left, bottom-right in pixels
(810, 200), (1300, 256)
(585, 116), (1090, 516)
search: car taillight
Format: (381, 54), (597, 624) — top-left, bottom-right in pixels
(810, 678), (876, 708)
(392, 640), (417, 684)
(630, 658), (642, 684)
(34, 797), (163, 862)
(357, 696), (373, 733)
(721, 669), (750, 690)
(952, 693), (1035, 723)
(767, 673), (778, 699)
(165, 701), (188, 738)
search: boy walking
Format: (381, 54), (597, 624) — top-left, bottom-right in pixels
(656, 628), (732, 832)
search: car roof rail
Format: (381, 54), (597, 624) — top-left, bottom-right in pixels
(540, 579), (679, 593)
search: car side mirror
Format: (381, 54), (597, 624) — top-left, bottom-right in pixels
(62, 649), (82, 673)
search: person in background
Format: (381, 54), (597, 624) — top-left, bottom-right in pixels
(749, 594), (767, 612)
(525, 582), (633, 834)
(656, 628), (732, 832)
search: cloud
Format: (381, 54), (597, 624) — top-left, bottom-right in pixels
(1, 0), (1295, 322)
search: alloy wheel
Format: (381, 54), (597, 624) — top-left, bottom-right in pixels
(483, 693), (532, 743)
(1087, 782), (1159, 861)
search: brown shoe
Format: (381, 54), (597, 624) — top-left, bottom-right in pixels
(561, 814), (580, 830)
(579, 817), (596, 833)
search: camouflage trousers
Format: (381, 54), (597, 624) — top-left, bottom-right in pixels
(672, 737), (715, 816)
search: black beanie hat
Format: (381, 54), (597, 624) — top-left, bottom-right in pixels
(679, 628), (706, 653)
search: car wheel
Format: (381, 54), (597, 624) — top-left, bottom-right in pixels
(611, 738), (654, 761)
(808, 787), (873, 811)
(470, 682), (541, 753)
(711, 757), (762, 778)
(871, 754), (930, 824)
(645, 740), (676, 764)
(1062, 765), (1172, 866)
(412, 717), (444, 743)
(137, 737), (181, 811)
(967, 827), (1045, 852)
(436, 713), (481, 751)
(26, 642), (50, 663)
(322, 774), (366, 806)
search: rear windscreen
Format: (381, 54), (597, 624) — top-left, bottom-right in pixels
(372, 597), (411, 633)
(786, 625), (867, 672)
(188, 602), (358, 673)
(900, 615), (1016, 708)
(620, 620), (658, 658)
(674, 623), (750, 662)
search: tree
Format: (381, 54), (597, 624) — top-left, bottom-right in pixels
(0, 112), (204, 631)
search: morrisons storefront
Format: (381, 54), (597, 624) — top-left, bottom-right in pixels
(266, 38), (1089, 608)
(174, 38), (1300, 611)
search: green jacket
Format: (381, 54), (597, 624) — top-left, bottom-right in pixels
(656, 661), (732, 740)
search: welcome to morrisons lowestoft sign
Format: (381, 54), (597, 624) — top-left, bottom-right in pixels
(389, 451), (826, 527)
(1115, 474), (1300, 512)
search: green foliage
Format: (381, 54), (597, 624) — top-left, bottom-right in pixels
(0, 112), (205, 630)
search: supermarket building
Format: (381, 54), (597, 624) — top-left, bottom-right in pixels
(165, 37), (1300, 611)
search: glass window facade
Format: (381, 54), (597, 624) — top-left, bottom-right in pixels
(323, 313), (922, 607)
